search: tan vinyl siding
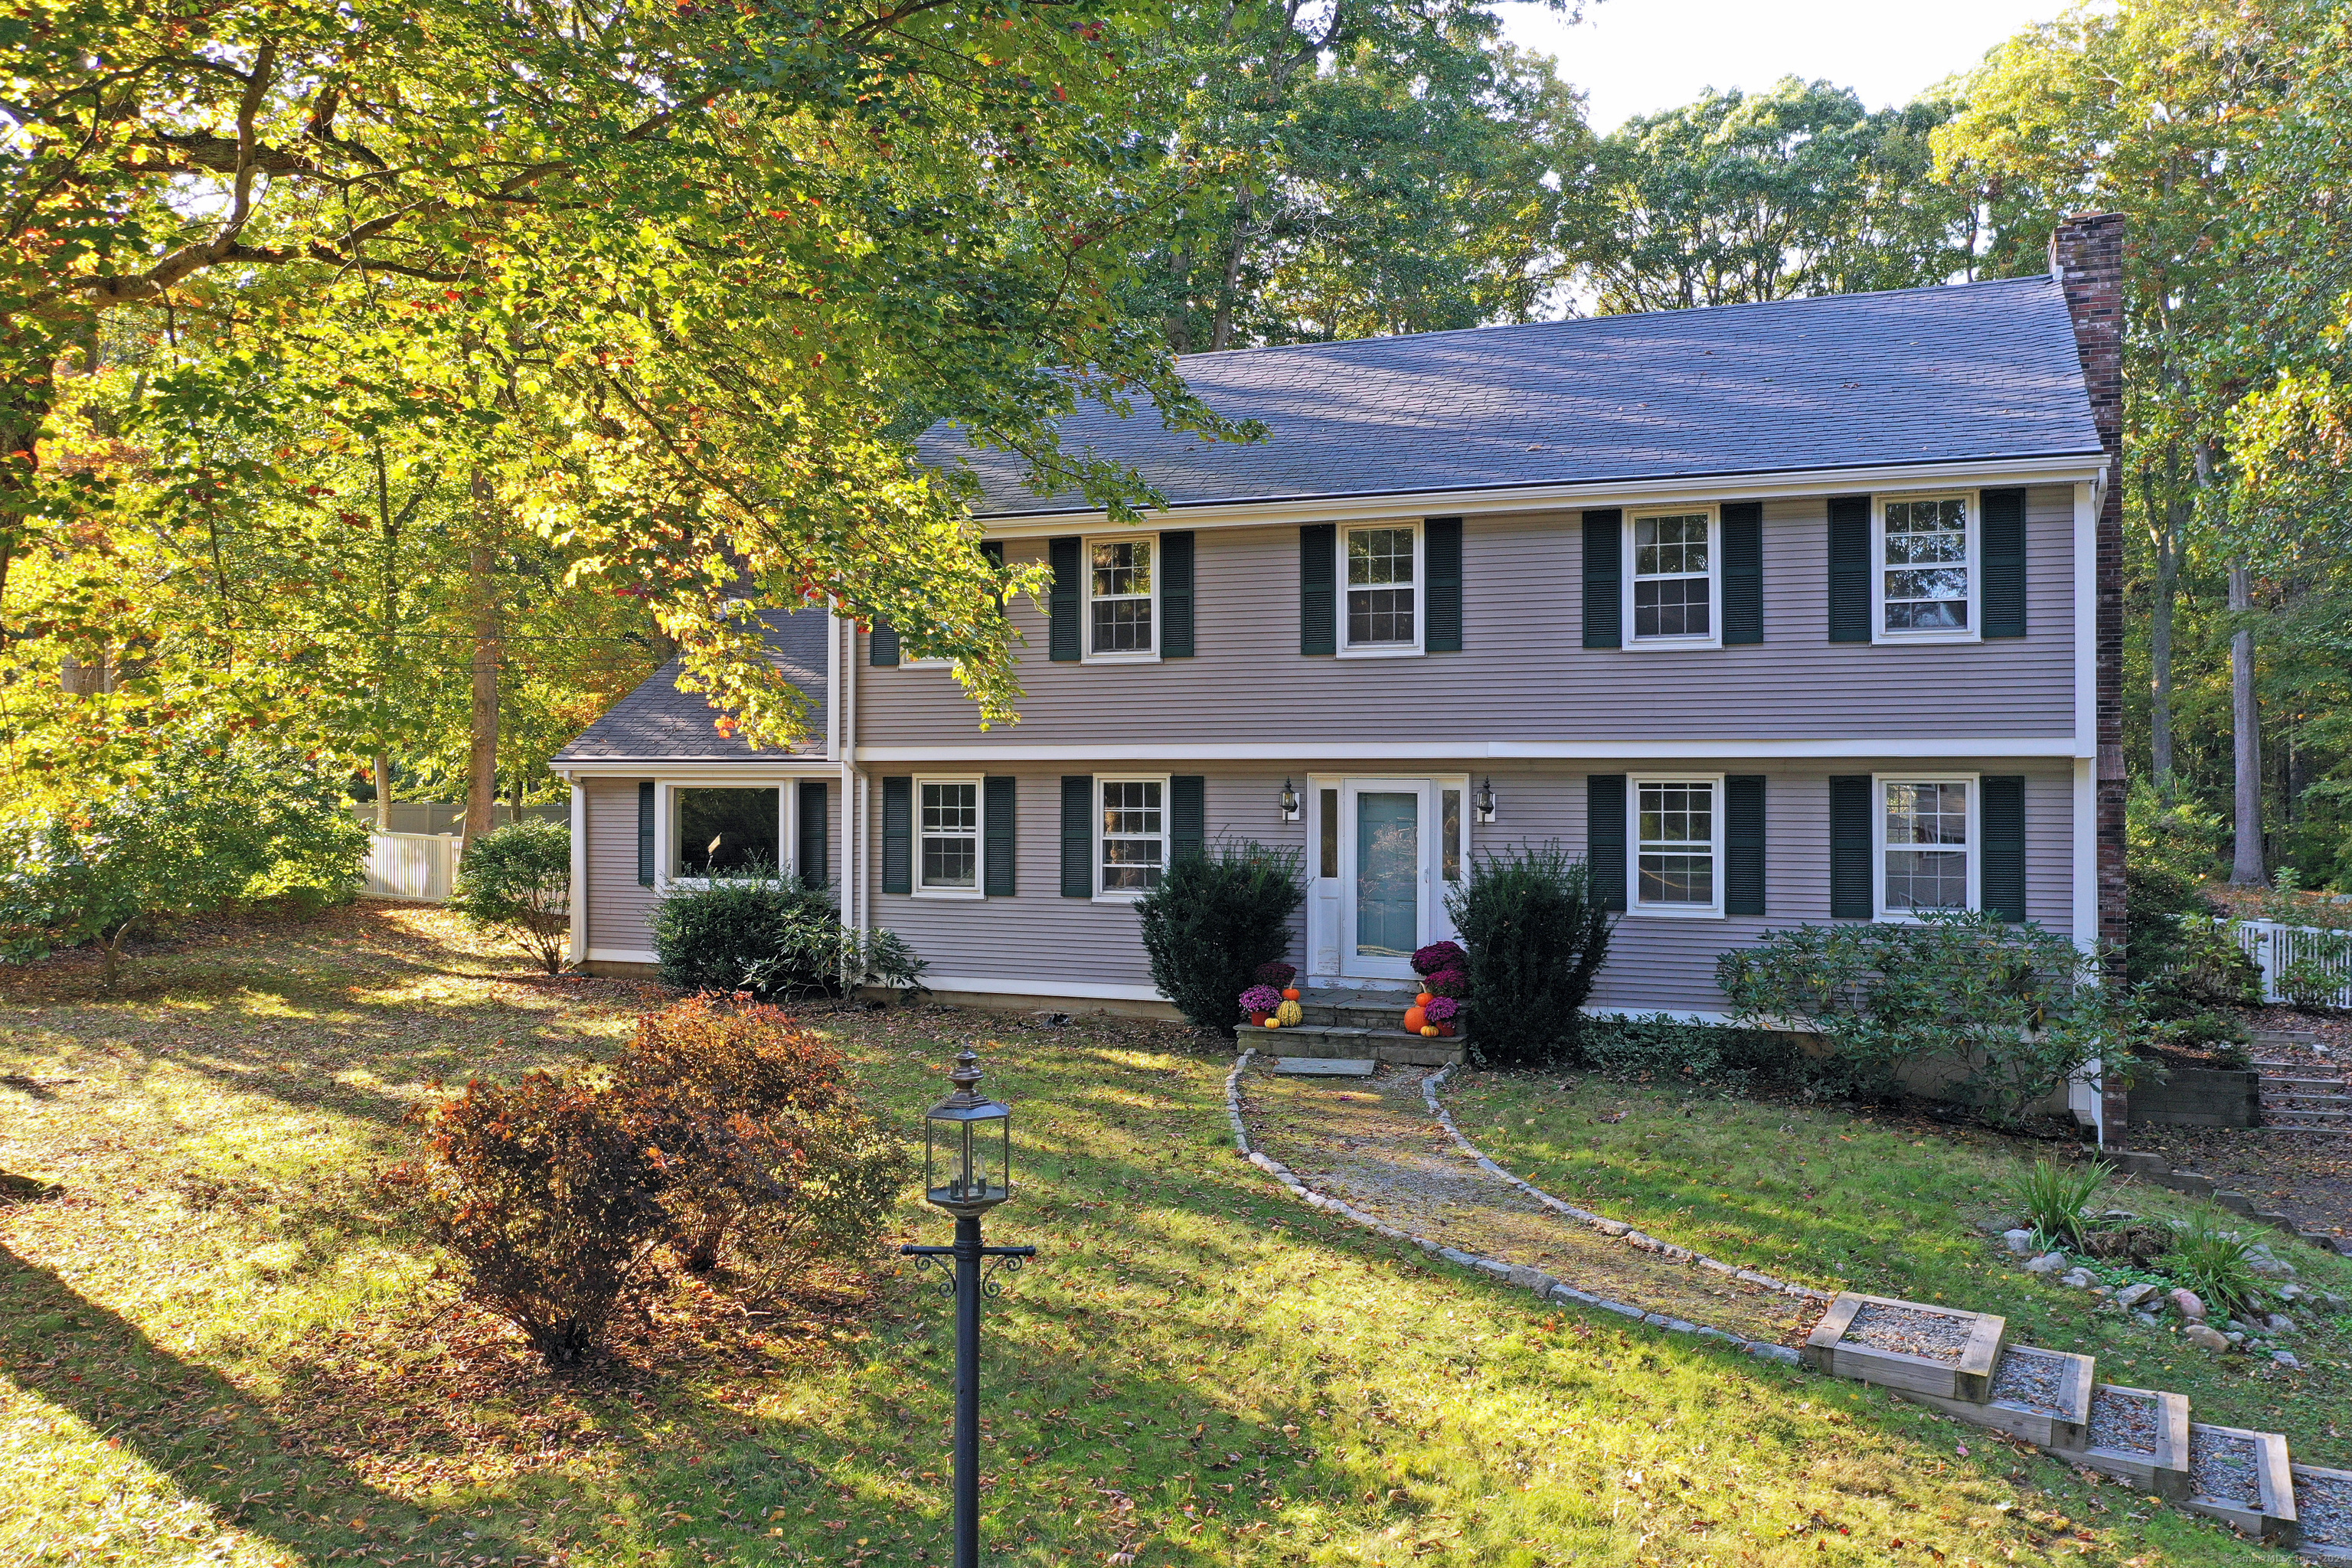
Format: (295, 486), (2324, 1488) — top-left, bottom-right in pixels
(853, 757), (2076, 1015)
(857, 485), (2079, 746)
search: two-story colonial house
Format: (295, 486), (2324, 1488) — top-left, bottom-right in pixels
(553, 216), (2128, 1040)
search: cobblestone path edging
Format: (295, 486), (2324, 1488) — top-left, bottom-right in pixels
(1422, 1063), (1834, 1308)
(1226, 1050), (1803, 1365)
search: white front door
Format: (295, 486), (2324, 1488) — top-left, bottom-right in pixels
(1306, 776), (1468, 983)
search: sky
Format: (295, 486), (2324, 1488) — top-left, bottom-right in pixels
(1491, 0), (2075, 132)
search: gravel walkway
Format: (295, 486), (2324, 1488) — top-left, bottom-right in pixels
(2301, 1470), (2352, 1547)
(1844, 1302), (1971, 1361)
(1237, 1060), (1816, 1345)
(2089, 1388), (2159, 1455)
(2190, 1427), (2262, 1509)
(1988, 1348), (2069, 1416)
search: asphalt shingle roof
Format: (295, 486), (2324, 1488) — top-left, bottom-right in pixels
(918, 276), (2104, 517)
(556, 607), (830, 763)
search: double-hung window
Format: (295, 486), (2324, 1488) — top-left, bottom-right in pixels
(918, 779), (981, 894)
(1086, 535), (1156, 659)
(1096, 777), (1168, 897)
(1633, 776), (1720, 914)
(1877, 776), (1975, 916)
(1877, 495), (1976, 639)
(1342, 524), (1420, 653)
(1628, 509), (1717, 645)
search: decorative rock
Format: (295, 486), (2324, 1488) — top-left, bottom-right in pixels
(2169, 1288), (2207, 1321)
(2003, 1229), (2037, 1256)
(2274, 1350), (2301, 1370)
(2244, 1246), (2298, 1280)
(2060, 1267), (2099, 1290)
(2132, 1311), (2161, 1328)
(2114, 1282), (2160, 1310)
(2184, 1324), (2232, 1353)
(2225, 1331), (2246, 1347)
(2266, 1313), (2296, 1335)
(2277, 1283), (2307, 1303)
(2024, 1252), (2068, 1276)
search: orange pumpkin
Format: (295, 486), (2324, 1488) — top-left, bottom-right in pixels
(1402, 1005), (1428, 1034)
(1281, 988), (1302, 1001)
(1415, 991), (1435, 1007)
(1420, 1024), (1440, 1039)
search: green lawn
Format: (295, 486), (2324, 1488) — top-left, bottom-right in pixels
(0, 905), (2295, 1566)
(1452, 1070), (2352, 1462)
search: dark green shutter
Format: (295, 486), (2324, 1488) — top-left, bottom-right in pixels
(1981, 776), (2026, 922)
(1171, 776), (1206, 862)
(1586, 773), (1626, 912)
(1425, 517), (1462, 652)
(1722, 502), (1763, 645)
(1725, 774), (1766, 916)
(1828, 495), (1872, 643)
(1299, 524), (1336, 655)
(869, 620), (900, 665)
(1582, 509), (1622, 648)
(984, 776), (1016, 897)
(637, 781), (655, 887)
(881, 776), (912, 896)
(1049, 537), (1081, 662)
(1830, 775), (1873, 918)
(1060, 776), (1093, 897)
(1161, 531), (1195, 658)
(1981, 488), (2027, 639)
(979, 539), (1006, 616)
(796, 779), (828, 890)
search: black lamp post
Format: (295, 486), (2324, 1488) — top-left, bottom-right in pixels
(902, 1048), (1034, 1568)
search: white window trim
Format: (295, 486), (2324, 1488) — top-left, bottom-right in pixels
(1622, 505), (1722, 651)
(1628, 773), (1726, 919)
(913, 773), (985, 900)
(1336, 520), (1425, 658)
(1091, 773), (1171, 903)
(1872, 489), (1981, 645)
(655, 781), (791, 893)
(1871, 770), (1981, 922)
(1081, 532), (1161, 665)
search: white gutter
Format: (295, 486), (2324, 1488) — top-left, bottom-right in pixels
(853, 737), (2091, 765)
(972, 453), (2111, 537)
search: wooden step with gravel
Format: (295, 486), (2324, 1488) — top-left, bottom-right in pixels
(1232, 1057), (1815, 1347)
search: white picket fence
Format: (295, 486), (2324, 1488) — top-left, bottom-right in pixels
(2234, 918), (2352, 1008)
(363, 831), (461, 902)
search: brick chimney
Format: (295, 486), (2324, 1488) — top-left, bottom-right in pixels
(2050, 212), (2128, 1131)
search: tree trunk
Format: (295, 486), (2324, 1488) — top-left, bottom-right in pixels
(464, 478), (502, 855)
(1210, 188), (1252, 352)
(2141, 459), (2184, 789)
(2229, 558), (2266, 886)
(374, 753), (393, 831)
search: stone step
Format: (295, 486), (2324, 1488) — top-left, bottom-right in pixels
(2291, 1463), (2352, 1560)
(2268, 1109), (2352, 1126)
(2264, 1088), (2352, 1102)
(2180, 1422), (2298, 1547)
(1909, 1344), (2095, 1450)
(1235, 1021), (1461, 1067)
(2262, 1076), (2347, 1090)
(2052, 1384), (2194, 1498)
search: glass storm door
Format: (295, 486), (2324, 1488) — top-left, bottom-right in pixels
(1308, 776), (1468, 983)
(1354, 792), (1421, 964)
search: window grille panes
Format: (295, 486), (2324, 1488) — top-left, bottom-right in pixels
(920, 782), (979, 890)
(1632, 513), (1711, 639)
(1319, 789), (1340, 878)
(1346, 527), (1416, 645)
(1099, 779), (1165, 893)
(1883, 498), (1969, 631)
(1883, 781), (1969, 911)
(1636, 780), (1716, 905)
(675, 788), (781, 877)
(1089, 539), (1153, 653)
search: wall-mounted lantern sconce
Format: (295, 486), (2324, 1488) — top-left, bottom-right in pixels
(1475, 777), (1497, 823)
(1279, 779), (1301, 822)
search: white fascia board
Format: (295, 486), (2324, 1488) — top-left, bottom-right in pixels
(923, 975), (1169, 1003)
(551, 759), (838, 780)
(972, 454), (2111, 537)
(2073, 757), (2099, 952)
(854, 737), (2088, 764)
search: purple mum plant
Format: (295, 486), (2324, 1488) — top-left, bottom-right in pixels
(1423, 995), (1460, 1024)
(1239, 985), (1283, 1016)
(1425, 968), (1469, 998)
(1410, 941), (1467, 977)
(1254, 961), (1298, 990)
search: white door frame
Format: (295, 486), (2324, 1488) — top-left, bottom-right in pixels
(1305, 773), (1469, 984)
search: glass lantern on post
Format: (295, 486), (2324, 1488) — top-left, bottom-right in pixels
(925, 1049), (1011, 1214)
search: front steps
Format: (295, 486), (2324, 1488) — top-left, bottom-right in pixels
(1805, 1289), (2322, 1550)
(1234, 985), (1465, 1067)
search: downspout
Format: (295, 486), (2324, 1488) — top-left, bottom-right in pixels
(563, 769), (586, 966)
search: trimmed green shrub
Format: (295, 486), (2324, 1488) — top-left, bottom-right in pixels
(1445, 841), (1613, 1067)
(1137, 839), (1305, 1035)
(449, 818), (572, 974)
(1576, 1013), (1805, 1093)
(650, 872), (841, 995)
(1717, 910), (2137, 1128)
